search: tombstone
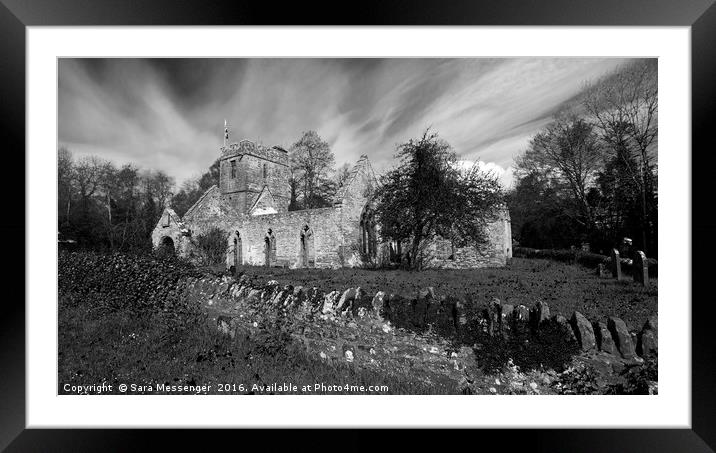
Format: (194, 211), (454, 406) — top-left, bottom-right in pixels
(610, 249), (622, 280)
(633, 251), (649, 286)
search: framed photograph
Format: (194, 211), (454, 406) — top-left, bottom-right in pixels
(4, 0), (714, 449)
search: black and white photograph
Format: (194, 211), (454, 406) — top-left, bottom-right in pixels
(56, 57), (658, 396)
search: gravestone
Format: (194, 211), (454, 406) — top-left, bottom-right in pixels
(610, 249), (622, 280)
(633, 251), (649, 286)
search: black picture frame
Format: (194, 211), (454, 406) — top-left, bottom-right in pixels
(2, 0), (713, 450)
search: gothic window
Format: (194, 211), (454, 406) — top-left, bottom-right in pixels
(230, 160), (237, 179)
(360, 207), (377, 260)
(300, 225), (315, 268)
(264, 229), (276, 266)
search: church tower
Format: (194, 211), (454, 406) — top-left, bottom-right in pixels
(218, 121), (291, 215)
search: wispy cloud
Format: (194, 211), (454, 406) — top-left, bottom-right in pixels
(58, 57), (634, 185)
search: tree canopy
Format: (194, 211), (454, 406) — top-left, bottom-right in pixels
(288, 131), (337, 210)
(508, 60), (658, 256)
(373, 130), (504, 270)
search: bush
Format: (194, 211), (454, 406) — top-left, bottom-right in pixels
(194, 227), (228, 266)
(59, 249), (202, 313)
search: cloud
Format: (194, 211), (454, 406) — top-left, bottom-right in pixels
(58, 57), (639, 185)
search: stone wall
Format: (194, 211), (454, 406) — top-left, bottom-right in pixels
(182, 272), (657, 393)
(225, 207), (346, 268)
(427, 207), (512, 269)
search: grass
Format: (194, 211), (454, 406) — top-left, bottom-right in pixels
(58, 298), (459, 395)
(211, 257), (657, 330)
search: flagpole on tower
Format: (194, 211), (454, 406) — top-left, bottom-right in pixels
(223, 119), (229, 147)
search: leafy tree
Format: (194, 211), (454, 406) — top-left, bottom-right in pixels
(334, 162), (352, 190)
(289, 131), (337, 210)
(374, 129), (503, 270)
(506, 171), (583, 249)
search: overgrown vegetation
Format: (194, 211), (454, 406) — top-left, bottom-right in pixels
(194, 227), (227, 266)
(58, 250), (457, 395)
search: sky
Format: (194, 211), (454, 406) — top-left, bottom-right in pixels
(58, 58), (634, 188)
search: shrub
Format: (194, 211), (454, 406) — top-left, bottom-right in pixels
(194, 227), (228, 266)
(58, 249), (202, 313)
(608, 357), (658, 395)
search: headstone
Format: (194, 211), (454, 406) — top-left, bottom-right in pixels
(570, 311), (596, 351)
(610, 249), (622, 280)
(607, 316), (636, 359)
(633, 251), (649, 286)
(593, 321), (617, 354)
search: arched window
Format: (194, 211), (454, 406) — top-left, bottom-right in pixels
(300, 225), (315, 268)
(360, 207), (377, 260)
(264, 228), (276, 266)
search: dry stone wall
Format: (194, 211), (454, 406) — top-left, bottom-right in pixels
(184, 271), (658, 391)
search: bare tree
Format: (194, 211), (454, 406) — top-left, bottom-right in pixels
(58, 147), (74, 225)
(289, 131), (336, 209)
(515, 114), (603, 230)
(583, 59), (657, 252)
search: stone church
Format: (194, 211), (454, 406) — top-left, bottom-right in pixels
(152, 137), (512, 269)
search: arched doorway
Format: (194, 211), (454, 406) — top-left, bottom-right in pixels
(264, 229), (276, 267)
(300, 225), (315, 267)
(159, 236), (175, 258)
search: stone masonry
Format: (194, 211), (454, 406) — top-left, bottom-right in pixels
(152, 138), (512, 269)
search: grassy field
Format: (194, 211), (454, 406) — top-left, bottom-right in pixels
(214, 257), (657, 330)
(58, 298), (459, 395)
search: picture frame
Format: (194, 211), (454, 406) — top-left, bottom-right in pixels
(3, 0), (713, 449)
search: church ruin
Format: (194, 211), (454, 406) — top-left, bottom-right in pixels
(152, 136), (512, 269)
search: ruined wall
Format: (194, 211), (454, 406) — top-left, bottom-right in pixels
(427, 207), (512, 269)
(150, 207), (192, 256)
(334, 155), (383, 267)
(151, 151), (513, 271)
(225, 207), (346, 269)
